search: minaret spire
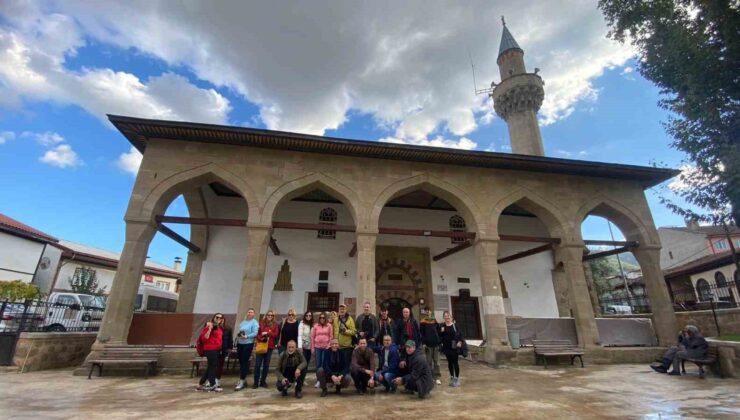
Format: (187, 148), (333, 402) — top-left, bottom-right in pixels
(490, 20), (546, 156)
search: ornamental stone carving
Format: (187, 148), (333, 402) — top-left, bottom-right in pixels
(491, 73), (545, 121)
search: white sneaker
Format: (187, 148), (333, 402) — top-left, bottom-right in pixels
(314, 380), (320, 388)
(435, 379), (442, 385)
(235, 380), (244, 391)
(214, 378), (220, 387)
(453, 377), (461, 387)
(448, 376), (455, 387)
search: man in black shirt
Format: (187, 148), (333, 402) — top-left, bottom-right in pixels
(356, 301), (379, 348)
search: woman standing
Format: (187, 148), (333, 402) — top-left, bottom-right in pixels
(298, 311), (314, 367)
(310, 312), (333, 388)
(235, 308), (259, 391)
(196, 313), (224, 392)
(439, 310), (463, 387)
(252, 310), (279, 389)
(278, 309), (299, 355)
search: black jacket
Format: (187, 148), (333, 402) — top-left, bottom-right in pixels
(394, 317), (422, 348)
(221, 326), (234, 357)
(439, 322), (463, 355)
(321, 349), (347, 376)
(402, 350), (434, 396)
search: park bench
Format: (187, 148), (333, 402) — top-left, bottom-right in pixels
(190, 349), (239, 378)
(88, 345), (163, 379)
(533, 339), (584, 369)
(681, 346), (718, 378)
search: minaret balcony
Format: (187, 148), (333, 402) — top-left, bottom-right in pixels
(491, 73), (545, 121)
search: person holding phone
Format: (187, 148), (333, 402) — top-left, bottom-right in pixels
(195, 313), (224, 392)
(234, 308), (259, 391)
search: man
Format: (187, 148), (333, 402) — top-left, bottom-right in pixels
(333, 303), (356, 374)
(355, 301), (379, 348)
(419, 307), (442, 383)
(275, 340), (307, 398)
(374, 334), (400, 393)
(669, 325), (708, 376)
(393, 340), (434, 399)
(650, 325), (690, 373)
(394, 307), (421, 350)
(316, 338), (351, 397)
(350, 337), (376, 394)
(376, 306), (395, 344)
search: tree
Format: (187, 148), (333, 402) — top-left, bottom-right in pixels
(598, 0), (739, 229)
(69, 267), (107, 295)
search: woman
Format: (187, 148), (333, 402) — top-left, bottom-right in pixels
(278, 309), (299, 355)
(439, 310), (463, 387)
(298, 310), (314, 367)
(196, 313), (224, 392)
(310, 311), (333, 388)
(235, 308), (259, 391)
(252, 310), (279, 389)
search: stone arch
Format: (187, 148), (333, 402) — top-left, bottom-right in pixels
(259, 172), (363, 226)
(369, 173), (484, 232)
(489, 187), (570, 239)
(134, 162), (259, 222)
(375, 258), (426, 306)
(182, 188), (209, 254)
(574, 196), (656, 245)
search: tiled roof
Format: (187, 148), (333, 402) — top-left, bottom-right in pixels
(663, 251), (737, 279)
(0, 213), (58, 243)
(56, 239), (182, 278)
(662, 225), (740, 236)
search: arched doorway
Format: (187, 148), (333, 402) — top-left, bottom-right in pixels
(380, 297), (412, 321)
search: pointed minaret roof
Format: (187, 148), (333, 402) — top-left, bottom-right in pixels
(498, 17), (522, 58)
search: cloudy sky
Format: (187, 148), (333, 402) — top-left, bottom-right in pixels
(0, 0), (690, 267)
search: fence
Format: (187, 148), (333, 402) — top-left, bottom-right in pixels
(670, 279), (739, 311)
(0, 298), (105, 333)
(599, 293), (651, 315)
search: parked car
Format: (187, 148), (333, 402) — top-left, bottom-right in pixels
(135, 284), (179, 313)
(603, 304), (633, 315)
(0, 302), (45, 332)
(42, 292), (106, 332)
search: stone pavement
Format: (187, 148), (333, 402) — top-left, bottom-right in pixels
(1, 361), (738, 419)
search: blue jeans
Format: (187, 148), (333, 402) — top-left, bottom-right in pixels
(314, 348), (328, 371)
(253, 348), (273, 385)
(375, 371), (397, 390)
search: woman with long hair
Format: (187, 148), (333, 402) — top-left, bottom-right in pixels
(196, 313), (224, 392)
(252, 309), (279, 389)
(439, 310), (463, 387)
(310, 311), (333, 388)
(298, 310), (314, 367)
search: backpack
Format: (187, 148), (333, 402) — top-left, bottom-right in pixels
(196, 330), (206, 357)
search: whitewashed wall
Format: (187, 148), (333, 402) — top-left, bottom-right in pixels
(193, 191), (559, 318)
(0, 232), (46, 283)
(55, 261), (179, 294)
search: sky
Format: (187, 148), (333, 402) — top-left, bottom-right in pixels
(0, 1), (693, 268)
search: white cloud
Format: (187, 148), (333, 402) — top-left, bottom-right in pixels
(1, 1), (634, 150)
(117, 146), (143, 176)
(0, 131), (15, 144)
(22, 131), (65, 146)
(39, 144), (82, 168)
(669, 164), (721, 193)
(380, 136), (477, 150)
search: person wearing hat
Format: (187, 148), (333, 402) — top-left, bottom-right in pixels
(333, 303), (356, 375)
(393, 339), (434, 399)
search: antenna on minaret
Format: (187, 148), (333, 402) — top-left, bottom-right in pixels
(468, 48), (495, 96)
(502, 16), (506, 27)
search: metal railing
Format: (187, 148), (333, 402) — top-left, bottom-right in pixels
(670, 279), (739, 312)
(0, 298), (105, 333)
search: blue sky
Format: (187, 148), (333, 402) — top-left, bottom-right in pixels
(0, 1), (691, 268)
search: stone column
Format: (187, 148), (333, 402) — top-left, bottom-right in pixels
(235, 224), (271, 323)
(582, 262), (603, 317)
(475, 238), (511, 361)
(557, 243), (600, 347)
(176, 250), (204, 313)
(633, 246), (677, 345)
(95, 220), (157, 345)
(355, 232), (377, 315)
(550, 262), (571, 317)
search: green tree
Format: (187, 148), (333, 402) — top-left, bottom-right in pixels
(0, 280), (41, 300)
(588, 255), (618, 297)
(69, 267), (107, 295)
(598, 0), (739, 228)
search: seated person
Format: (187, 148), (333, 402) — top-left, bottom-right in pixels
(374, 334), (400, 392)
(275, 340), (307, 398)
(668, 325), (708, 376)
(393, 340), (434, 399)
(316, 338), (351, 397)
(651, 326), (690, 373)
(350, 337), (376, 394)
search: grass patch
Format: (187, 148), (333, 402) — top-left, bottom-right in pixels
(717, 335), (740, 342)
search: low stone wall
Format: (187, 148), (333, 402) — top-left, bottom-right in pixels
(487, 346), (664, 366)
(707, 339), (740, 378)
(675, 308), (740, 337)
(14, 332), (96, 373)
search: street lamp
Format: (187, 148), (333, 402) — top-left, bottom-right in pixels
(708, 291), (721, 337)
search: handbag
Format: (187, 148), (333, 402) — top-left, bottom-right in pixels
(452, 324), (469, 358)
(255, 338), (269, 355)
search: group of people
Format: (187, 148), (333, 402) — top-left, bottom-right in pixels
(649, 324), (708, 375)
(195, 302), (466, 400)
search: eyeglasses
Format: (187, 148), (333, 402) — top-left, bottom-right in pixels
(214, 316), (223, 320)
(288, 313), (295, 317)
(306, 314), (312, 317)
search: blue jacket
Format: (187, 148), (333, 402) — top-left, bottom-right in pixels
(236, 319), (260, 345)
(375, 343), (400, 375)
(321, 349), (347, 376)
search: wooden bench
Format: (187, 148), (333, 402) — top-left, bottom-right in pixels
(88, 345), (163, 379)
(190, 349), (239, 378)
(681, 346), (718, 378)
(533, 339), (584, 369)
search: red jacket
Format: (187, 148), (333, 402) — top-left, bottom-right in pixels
(198, 325), (223, 352)
(258, 322), (279, 349)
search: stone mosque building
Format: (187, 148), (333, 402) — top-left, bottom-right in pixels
(93, 23), (679, 363)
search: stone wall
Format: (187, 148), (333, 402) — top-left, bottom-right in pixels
(675, 308), (740, 337)
(707, 339), (740, 378)
(14, 332), (96, 372)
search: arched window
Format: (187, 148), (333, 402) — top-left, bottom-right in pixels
(696, 278), (712, 301)
(318, 207), (337, 239)
(715, 271), (727, 287)
(449, 215), (467, 244)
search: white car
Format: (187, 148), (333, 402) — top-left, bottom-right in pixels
(603, 304), (633, 315)
(42, 292), (106, 332)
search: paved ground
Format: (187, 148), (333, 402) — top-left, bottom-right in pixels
(1, 361), (738, 419)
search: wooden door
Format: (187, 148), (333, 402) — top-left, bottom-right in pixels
(450, 295), (482, 340)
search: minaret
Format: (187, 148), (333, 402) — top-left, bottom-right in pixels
(491, 18), (545, 156)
